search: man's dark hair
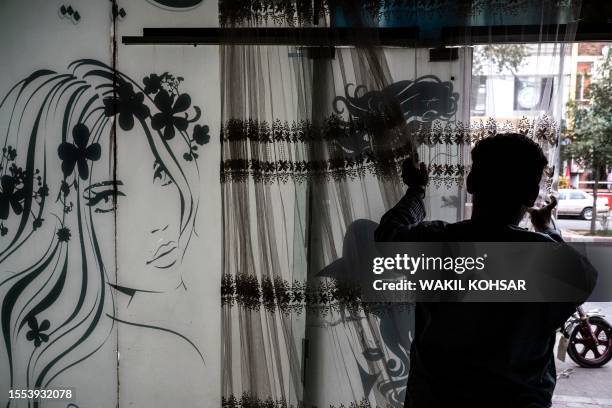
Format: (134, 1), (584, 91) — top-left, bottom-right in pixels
(468, 133), (548, 205)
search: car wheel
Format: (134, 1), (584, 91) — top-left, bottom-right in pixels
(581, 207), (593, 220)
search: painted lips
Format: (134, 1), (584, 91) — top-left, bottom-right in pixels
(147, 240), (178, 268)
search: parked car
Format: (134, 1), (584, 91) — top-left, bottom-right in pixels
(557, 189), (610, 220)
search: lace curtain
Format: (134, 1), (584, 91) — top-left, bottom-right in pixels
(219, 1), (581, 406)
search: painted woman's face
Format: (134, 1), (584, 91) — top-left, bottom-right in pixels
(112, 128), (183, 292)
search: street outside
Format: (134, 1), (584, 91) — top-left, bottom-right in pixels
(552, 216), (612, 408)
(558, 217), (608, 233)
(553, 302), (612, 408)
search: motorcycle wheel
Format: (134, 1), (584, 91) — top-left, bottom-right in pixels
(568, 316), (612, 368)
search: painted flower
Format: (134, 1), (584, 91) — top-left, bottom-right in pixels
(103, 81), (150, 131)
(143, 73), (163, 95)
(32, 217), (44, 230)
(151, 89), (191, 140)
(57, 226), (71, 242)
(60, 180), (71, 197)
(26, 316), (50, 347)
(192, 124), (210, 145)
(37, 184), (49, 198)
(2, 146), (17, 161)
(0, 175), (25, 220)
(58, 124), (102, 180)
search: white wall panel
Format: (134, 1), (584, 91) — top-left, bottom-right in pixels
(115, 1), (221, 405)
(0, 1), (117, 407)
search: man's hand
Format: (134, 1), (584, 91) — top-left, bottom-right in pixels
(527, 195), (558, 232)
(401, 158), (428, 189)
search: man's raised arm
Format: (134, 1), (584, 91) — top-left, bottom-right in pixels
(375, 186), (427, 241)
(375, 160), (447, 242)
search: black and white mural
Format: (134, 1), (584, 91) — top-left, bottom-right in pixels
(334, 75), (459, 124)
(0, 59), (210, 407)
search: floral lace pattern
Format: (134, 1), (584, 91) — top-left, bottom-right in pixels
(222, 116), (558, 146)
(218, 0), (569, 26)
(222, 394), (372, 408)
(221, 273), (414, 315)
(221, 115), (558, 186)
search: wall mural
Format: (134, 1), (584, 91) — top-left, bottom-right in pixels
(330, 75), (459, 163)
(59, 5), (82, 24)
(111, 1), (127, 20)
(221, 76), (461, 185)
(333, 75), (459, 125)
(314, 219), (412, 407)
(333, 76), (458, 407)
(0, 60), (210, 406)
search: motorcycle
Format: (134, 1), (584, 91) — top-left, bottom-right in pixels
(558, 306), (612, 368)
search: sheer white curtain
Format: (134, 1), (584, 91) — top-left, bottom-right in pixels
(220, 42), (468, 408)
(219, 1), (581, 407)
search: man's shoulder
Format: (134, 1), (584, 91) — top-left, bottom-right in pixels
(439, 220), (557, 242)
(504, 225), (558, 242)
(393, 219), (559, 242)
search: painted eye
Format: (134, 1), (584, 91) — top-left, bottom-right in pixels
(153, 161), (173, 187)
(83, 181), (125, 213)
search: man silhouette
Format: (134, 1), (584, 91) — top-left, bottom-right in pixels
(375, 133), (596, 408)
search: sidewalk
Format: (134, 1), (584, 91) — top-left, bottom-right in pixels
(553, 394), (612, 408)
(561, 229), (612, 244)
(552, 302), (612, 408)
(561, 229), (612, 243)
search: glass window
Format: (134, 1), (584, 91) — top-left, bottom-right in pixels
(470, 76), (487, 116)
(570, 192), (585, 199)
(576, 62), (593, 101)
(514, 76), (554, 111)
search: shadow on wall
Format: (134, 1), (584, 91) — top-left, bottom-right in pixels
(317, 219), (412, 407)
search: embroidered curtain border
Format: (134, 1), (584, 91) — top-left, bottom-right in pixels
(220, 116), (559, 185)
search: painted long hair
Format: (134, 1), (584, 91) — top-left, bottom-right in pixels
(0, 60), (208, 404)
(333, 75), (459, 124)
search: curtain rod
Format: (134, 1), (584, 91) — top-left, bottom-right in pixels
(124, 27), (418, 46)
(122, 24), (611, 46)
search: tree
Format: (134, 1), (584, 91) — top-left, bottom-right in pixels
(473, 44), (529, 76)
(563, 47), (612, 234)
